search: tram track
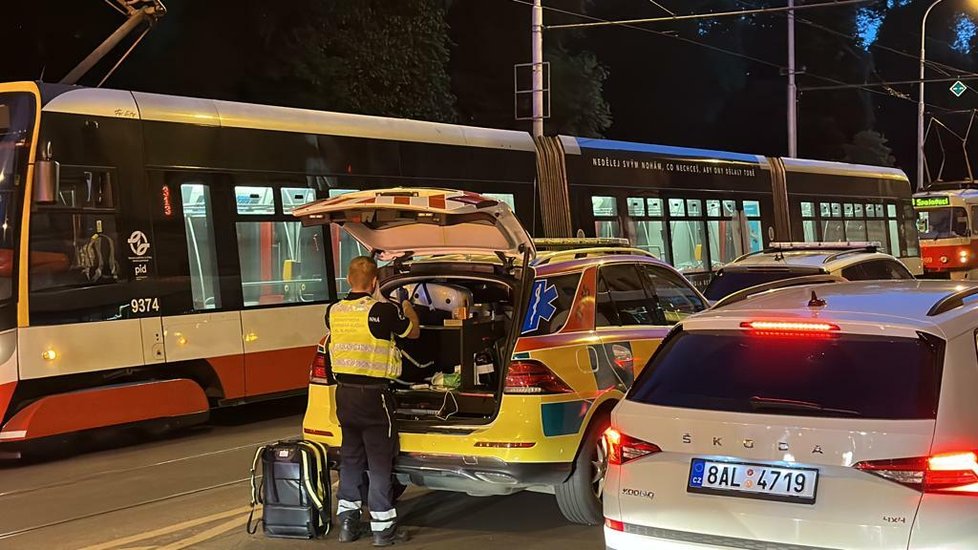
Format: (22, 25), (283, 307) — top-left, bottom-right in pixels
(0, 438), (275, 500)
(0, 401), (304, 547)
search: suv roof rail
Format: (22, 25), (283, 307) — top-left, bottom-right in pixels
(710, 274), (846, 310)
(533, 237), (631, 251)
(927, 285), (978, 316)
(532, 247), (657, 266)
(731, 241), (881, 263)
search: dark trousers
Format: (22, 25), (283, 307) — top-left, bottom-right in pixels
(335, 383), (399, 530)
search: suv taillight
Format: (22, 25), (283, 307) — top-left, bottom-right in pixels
(309, 349), (333, 385)
(503, 360), (573, 394)
(855, 451), (978, 494)
(605, 428), (661, 465)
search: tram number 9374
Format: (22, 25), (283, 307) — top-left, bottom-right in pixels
(131, 298), (160, 314)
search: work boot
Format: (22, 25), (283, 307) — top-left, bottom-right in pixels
(372, 524), (409, 547)
(337, 510), (362, 543)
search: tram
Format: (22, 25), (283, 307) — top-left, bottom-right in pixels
(913, 185), (978, 279)
(0, 81), (921, 448)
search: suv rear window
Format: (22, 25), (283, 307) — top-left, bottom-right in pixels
(628, 330), (943, 420)
(703, 269), (819, 301)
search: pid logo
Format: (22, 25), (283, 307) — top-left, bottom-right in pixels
(134, 264), (148, 276)
(128, 231), (151, 256)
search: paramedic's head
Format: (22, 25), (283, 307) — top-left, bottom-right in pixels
(347, 256), (378, 293)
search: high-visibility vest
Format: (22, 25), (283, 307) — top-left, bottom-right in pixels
(328, 297), (401, 380)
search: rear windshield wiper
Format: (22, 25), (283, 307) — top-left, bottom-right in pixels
(749, 396), (862, 417)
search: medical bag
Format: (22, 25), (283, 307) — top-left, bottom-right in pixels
(247, 439), (332, 539)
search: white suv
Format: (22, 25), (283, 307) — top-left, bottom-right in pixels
(604, 280), (978, 550)
(703, 242), (914, 302)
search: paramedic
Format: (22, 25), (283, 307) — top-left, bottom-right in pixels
(327, 256), (420, 546)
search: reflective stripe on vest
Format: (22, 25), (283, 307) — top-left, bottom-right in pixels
(328, 297), (395, 379)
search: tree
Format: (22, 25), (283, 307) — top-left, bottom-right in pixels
(244, 0), (457, 122)
(843, 130), (896, 167)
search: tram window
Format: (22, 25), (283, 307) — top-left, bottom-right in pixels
(627, 197), (645, 217)
(867, 220), (887, 247)
(596, 220), (621, 239)
(743, 200), (761, 217)
(708, 219), (743, 266)
(668, 198), (685, 217)
(281, 187), (316, 215)
(328, 189), (368, 294)
(670, 220), (708, 272)
(803, 220), (817, 242)
(887, 204), (897, 218)
(235, 221), (328, 307)
(686, 199), (703, 217)
(632, 220), (669, 258)
(181, 184), (221, 310)
(49, 168), (116, 210)
(972, 207), (978, 235)
(29, 213), (124, 292)
(822, 220), (845, 242)
(235, 186), (276, 215)
(706, 200), (721, 217)
(647, 198), (664, 216)
(592, 196), (617, 217)
(831, 203), (842, 217)
(845, 219), (868, 241)
(801, 202), (815, 217)
(855, 204), (864, 217)
(903, 203), (920, 256)
(844, 203), (854, 218)
(484, 193), (516, 213)
(820, 203), (832, 217)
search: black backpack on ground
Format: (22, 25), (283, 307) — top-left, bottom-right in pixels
(247, 439), (332, 539)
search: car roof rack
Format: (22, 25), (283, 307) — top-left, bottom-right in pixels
(710, 274), (846, 310)
(927, 285), (978, 316)
(533, 237), (631, 251)
(732, 241), (881, 263)
(532, 247), (656, 266)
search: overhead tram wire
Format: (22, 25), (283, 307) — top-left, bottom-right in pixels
(508, 0), (955, 113)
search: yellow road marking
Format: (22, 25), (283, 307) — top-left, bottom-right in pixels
(81, 505), (253, 550)
(157, 513), (255, 550)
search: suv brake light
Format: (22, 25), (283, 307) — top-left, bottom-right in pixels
(855, 451), (978, 494)
(605, 428), (661, 465)
(504, 360), (573, 394)
(741, 320), (840, 338)
(309, 350), (333, 385)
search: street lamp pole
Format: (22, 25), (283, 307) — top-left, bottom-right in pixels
(531, 0), (545, 138)
(787, 0), (797, 158)
(918, 0), (947, 190)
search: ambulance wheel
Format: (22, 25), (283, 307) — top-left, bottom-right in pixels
(555, 415), (610, 525)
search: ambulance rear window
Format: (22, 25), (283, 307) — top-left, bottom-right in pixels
(628, 330), (944, 420)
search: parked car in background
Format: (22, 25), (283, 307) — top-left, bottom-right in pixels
(702, 241), (914, 302)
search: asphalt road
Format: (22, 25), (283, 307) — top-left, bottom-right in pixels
(0, 397), (602, 549)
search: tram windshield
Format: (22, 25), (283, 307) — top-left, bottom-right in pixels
(916, 207), (969, 239)
(0, 93), (34, 302)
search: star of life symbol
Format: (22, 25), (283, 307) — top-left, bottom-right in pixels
(128, 231), (151, 256)
(521, 280), (559, 333)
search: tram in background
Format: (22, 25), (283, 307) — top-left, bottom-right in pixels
(0, 81), (921, 449)
(913, 185), (978, 279)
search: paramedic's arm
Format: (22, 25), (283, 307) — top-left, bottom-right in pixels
(400, 300), (421, 339)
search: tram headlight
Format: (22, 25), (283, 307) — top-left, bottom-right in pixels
(961, 250), (971, 264)
(41, 349), (57, 361)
